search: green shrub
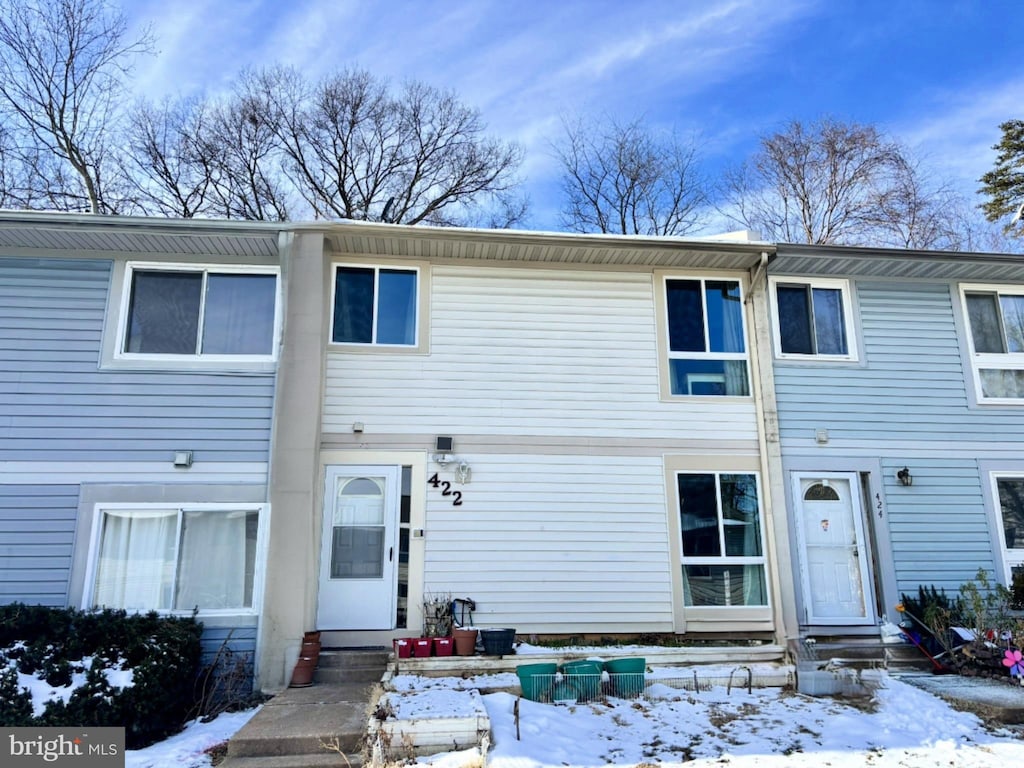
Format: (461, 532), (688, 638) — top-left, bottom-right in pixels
(0, 604), (203, 749)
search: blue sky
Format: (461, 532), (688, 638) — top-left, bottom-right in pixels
(122, 0), (1024, 232)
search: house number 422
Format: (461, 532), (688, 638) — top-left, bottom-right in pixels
(428, 473), (463, 506)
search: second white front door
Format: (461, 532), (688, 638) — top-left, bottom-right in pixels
(793, 473), (876, 625)
(317, 465), (400, 630)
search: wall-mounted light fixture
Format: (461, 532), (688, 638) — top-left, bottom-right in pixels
(897, 467), (912, 487)
(455, 461), (472, 485)
(173, 450), (193, 468)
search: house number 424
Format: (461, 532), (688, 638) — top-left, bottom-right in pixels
(428, 473), (463, 506)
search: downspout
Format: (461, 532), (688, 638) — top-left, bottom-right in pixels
(746, 251), (799, 659)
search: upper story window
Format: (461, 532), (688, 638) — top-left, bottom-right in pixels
(120, 264), (278, 360)
(770, 277), (857, 360)
(664, 277), (749, 396)
(332, 265), (418, 346)
(962, 285), (1024, 400)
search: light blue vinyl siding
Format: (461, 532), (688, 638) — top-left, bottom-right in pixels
(0, 485), (78, 606)
(774, 280), (1007, 599)
(0, 257), (274, 462)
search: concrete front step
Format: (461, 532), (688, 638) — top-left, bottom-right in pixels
(219, 752), (362, 768)
(227, 683), (378, 759)
(315, 649), (390, 684)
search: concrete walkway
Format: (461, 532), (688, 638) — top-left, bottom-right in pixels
(896, 671), (1024, 724)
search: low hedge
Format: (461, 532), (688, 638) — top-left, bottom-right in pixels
(0, 603), (203, 749)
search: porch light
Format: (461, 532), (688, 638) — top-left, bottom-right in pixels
(897, 467), (912, 487)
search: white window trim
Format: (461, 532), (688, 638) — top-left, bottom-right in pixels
(661, 275), (751, 398)
(959, 282), (1024, 404)
(990, 473), (1024, 585)
(82, 501), (270, 618)
(329, 263), (422, 349)
(768, 276), (859, 361)
(113, 261), (281, 366)
(676, 470), (769, 609)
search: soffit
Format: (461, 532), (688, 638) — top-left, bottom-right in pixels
(772, 244), (1024, 283)
(320, 223), (771, 271)
(0, 212), (281, 259)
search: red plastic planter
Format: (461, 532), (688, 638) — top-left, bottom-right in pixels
(393, 638), (413, 659)
(412, 638), (434, 657)
(433, 637), (454, 657)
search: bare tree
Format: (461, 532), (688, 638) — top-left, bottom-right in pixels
(0, 0), (153, 213)
(723, 118), (911, 244)
(246, 65), (524, 225)
(122, 97), (217, 218)
(554, 115), (709, 236)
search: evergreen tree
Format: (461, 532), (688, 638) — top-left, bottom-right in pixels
(979, 119), (1024, 237)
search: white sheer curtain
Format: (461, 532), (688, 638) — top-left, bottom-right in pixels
(176, 510), (250, 610)
(93, 510), (177, 610)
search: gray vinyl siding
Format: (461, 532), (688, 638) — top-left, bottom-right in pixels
(0, 257), (274, 462)
(774, 280), (1007, 597)
(0, 484), (79, 606)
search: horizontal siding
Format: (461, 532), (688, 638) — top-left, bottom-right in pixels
(200, 625), (258, 667)
(0, 485), (78, 607)
(324, 266), (758, 441)
(0, 257), (274, 462)
(775, 281), (1024, 444)
(421, 454), (675, 632)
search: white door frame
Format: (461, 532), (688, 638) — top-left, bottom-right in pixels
(317, 464), (400, 630)
(792, 471), (877, 626)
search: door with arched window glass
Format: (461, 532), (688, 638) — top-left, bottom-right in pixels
(792, 473), (876, 625)
(317, 466), (399, 629)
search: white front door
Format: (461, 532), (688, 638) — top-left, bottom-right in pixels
(793, 473), (876, 625)
(317, 465), (399, 630)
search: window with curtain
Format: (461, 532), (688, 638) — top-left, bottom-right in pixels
(677, 472), (767, 607)
(665, 278), (749, 396)
(91, 506), (261, 613)
(123, 266), (278, 358)
(772, 277), (855, 358)
(332, 265), (418, 346)
(963, 286), (1024, 400)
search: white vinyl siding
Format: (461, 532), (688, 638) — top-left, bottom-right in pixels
(323, 266), (759, 441)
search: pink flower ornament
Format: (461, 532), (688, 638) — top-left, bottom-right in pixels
(1002, 648), (1024, 678)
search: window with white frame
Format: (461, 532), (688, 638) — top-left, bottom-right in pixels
(120, 264), (278, 359)
(962, 285), (1024, 400)
(770, 277), (856, 359)
(332, 265), (418, 345)
(994, 476), (1024, 584)
(89, 505), (262, 613)
(664, 278), (749, 396)
(677, 472), (767, 607)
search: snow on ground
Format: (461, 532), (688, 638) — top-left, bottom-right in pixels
(125, 709), (259, 768)
(121, 670), (1024, 768)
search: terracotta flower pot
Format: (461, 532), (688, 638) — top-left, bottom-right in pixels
(453, 628), (478, 656)
(289, 655), (317, 687)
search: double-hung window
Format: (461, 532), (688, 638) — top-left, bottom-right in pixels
(89, 504), (263, 614)
(994, 476), (1024, 584)
(962, 285), (1024, 400)
(677, 472), (767, 607)
(332, 265), (419, 346)
(771, 277), (856, 359)
(120, 264), (278, 360)
(664, 278), (749, 396)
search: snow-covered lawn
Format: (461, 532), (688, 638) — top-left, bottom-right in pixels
(124, 672), (1024, 767)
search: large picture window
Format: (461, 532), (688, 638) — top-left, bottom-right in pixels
(771, 277), (856, 359)
(333, 265), (418, 346)
(994, 476), (1024, 584)
(121, 265), (278, 359)
(962, 285), (1024, 400)
(677, 472), (767, 607)
(90, 505), (262, 613)
(665, 278), (749, 396)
